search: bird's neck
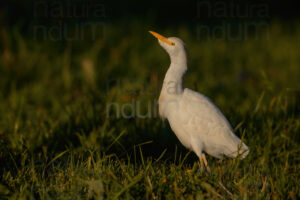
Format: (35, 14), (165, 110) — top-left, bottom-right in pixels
(162, 52), (187, 95)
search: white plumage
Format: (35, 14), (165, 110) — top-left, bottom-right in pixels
(149, 31), (249, 170)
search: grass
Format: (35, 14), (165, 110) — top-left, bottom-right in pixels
(0, 21), (299, 199)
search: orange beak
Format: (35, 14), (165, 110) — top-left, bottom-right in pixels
(149, 31), (175, 46)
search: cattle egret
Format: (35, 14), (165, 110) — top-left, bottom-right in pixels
(149, 31), (249, 171)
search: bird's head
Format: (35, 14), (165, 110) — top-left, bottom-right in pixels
(149, 31), (185, 57)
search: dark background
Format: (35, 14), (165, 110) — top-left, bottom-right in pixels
(0, 0), (298, 26)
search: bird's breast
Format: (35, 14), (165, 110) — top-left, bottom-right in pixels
(158, 93), (182, 119)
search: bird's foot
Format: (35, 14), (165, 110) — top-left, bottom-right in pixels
(186, 162), (197, 174)
(202, 153), (211, 173)
(205, 165), (211, 173)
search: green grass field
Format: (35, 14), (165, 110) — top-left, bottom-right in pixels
(0, 22), (299, 199)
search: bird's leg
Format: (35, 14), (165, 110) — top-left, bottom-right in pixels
(218, 159), (223, 179)
(202, 153), (211, 172)
(198, 156), (204, 172)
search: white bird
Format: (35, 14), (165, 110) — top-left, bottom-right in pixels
(149, 31), (249, 171)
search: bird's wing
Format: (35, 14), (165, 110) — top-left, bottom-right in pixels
(180, 88), (235, 137)
(178, 88), (248, 158)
